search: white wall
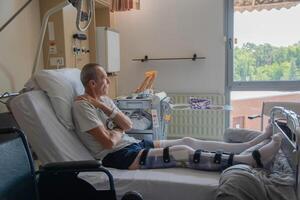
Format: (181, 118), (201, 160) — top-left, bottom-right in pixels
(114, 0), (226, 95)
(0, 0), (41, 93)
(0, 0), (41, 111)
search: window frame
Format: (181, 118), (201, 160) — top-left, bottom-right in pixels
(225, 0), (300, 92)
(225, 0), (300, 128)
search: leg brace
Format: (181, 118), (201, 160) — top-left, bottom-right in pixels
(139, 148), (177, 169)
(188, 149), (236, 171)
(139, 147), (237, 171)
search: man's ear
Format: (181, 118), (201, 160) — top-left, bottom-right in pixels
(88, 80), (96, 88)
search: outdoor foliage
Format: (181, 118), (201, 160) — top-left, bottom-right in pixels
(234, 42), (300, 81)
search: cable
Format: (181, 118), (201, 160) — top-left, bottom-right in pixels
(0, 92), (11, 105)
(0, 92), (10, 99)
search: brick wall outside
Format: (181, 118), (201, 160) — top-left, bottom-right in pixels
(231, 94), (300, 130)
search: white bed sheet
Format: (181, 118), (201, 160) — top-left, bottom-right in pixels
(80, 168), (220, 200)
(10, 90), (220, 200)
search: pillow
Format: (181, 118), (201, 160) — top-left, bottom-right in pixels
(55, 68), (85, 96)
(224, 128), (262, 143)
(34, 68), (84, 130)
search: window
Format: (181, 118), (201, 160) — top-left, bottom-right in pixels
(227, 0), (300, 90)
(226, 0), (300, 128)
(234, 3), (300, 82)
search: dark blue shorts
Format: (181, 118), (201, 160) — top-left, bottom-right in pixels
(102, 140), (154, 169)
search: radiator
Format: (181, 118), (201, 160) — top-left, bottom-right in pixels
(167, 93), (225, 140)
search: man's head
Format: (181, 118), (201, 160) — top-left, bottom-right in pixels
(80, 63), (110, 96)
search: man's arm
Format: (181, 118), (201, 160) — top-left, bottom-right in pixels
(99, 103), (133, 131)
(87, 125), (124, 149)
(76, 95), (133, 131)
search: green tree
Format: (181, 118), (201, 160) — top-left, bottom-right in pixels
(234, 41), (300, 81)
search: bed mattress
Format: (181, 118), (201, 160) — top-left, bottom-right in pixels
(79, 167), (220, 200)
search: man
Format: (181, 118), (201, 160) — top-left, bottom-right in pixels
(72, 63), (282, 171)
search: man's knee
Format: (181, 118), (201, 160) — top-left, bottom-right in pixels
(169, 145), (194, 160)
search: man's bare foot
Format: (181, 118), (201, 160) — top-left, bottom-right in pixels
(264, 123), (273, 138)
(253, 133), (282, 167)
(235, 133), (282, 168)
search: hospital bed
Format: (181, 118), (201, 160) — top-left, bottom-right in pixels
(7, 68), (300, 200)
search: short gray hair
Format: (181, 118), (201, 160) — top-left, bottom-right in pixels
(80, 63), (99, 87)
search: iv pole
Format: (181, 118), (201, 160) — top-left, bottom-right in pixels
(31, 0), (94, 76)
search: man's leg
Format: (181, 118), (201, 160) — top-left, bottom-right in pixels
(129, 133), (282, 171)
(156, 124), (273, 154)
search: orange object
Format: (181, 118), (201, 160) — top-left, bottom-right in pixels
(164, 114), (171, 121)
(135, 70), (158, 93)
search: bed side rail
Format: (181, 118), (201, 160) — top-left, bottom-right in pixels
(270, 106), (300, 197)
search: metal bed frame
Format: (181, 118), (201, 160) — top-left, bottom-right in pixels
(270, 106), (300, 198)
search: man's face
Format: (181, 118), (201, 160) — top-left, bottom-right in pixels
(94, 66), (110, 96)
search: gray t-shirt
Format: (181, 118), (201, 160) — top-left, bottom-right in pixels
(72, 96), (138, 160)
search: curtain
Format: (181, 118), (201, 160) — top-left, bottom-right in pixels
(234, 0), (300, 12)
(110, 0), (140, 12)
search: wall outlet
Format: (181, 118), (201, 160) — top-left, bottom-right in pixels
(49, 57), (64, 67)
(49, 45), (57, 54)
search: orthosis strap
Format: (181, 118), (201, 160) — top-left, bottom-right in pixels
(228, 153), (234, 166)
(215, 151), (235, 170)
(214, 150), (222, 164)
(252, 150), (264, 168)
(163, 147), (170, 163)
(139, 149), (149, 165)
(193, 149), (202, 163)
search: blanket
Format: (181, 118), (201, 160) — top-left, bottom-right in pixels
(216, 151), (296, 200)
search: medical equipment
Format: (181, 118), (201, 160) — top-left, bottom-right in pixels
(114, 92), (171, 140)
(32, 0), (94, 75)
(138, 147), (235, 171)
(73, 33), (88, 40)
